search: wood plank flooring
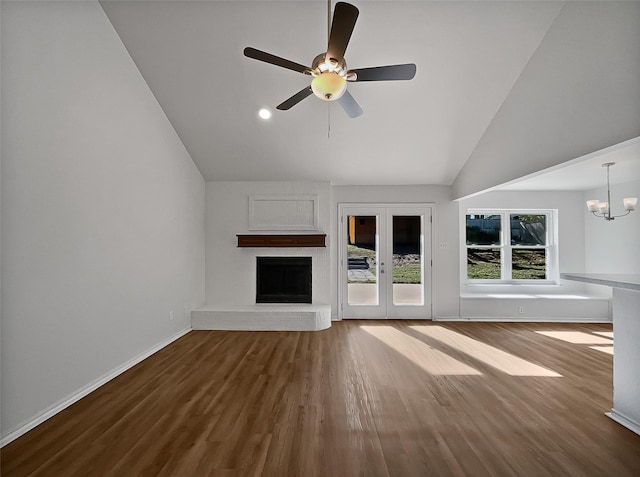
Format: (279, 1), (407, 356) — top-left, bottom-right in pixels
(2, 321), (640, 476)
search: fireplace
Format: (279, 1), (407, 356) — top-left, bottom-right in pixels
(256, 257), (312, 304)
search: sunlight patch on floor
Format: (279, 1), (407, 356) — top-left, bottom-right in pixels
(411, 326), (562, 377)
(361, 326), (482, 376)
(535, 331), (612, 344)
(593, 331), (614, 339)
(589, 345), (614, 355)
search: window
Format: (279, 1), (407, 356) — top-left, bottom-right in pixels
(465, 210), (557, 283)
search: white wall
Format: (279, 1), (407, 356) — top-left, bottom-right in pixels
(453, 1), (640, 199)
(331, 185), (460, 319)
(1, 1), (205, 441)
(584, 180), (640, 274)
(205, 181), (331, 308)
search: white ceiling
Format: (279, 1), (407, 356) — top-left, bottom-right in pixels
(498, 137), (640, 192)
(100, 1), (638, 188)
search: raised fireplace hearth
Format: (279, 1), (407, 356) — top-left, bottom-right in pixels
(256, 257), (312, 304)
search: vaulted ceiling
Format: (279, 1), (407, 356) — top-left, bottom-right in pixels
(100, 1), (639, 188)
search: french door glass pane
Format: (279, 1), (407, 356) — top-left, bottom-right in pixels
(512, 249), (547, 279)
(347, 215), (378, 305)
(392, 216), (423, 305)
(467, 248), (501, 279)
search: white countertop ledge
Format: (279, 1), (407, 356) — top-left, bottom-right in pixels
(560, 273), (640, 291)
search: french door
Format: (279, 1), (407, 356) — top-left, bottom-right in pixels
(339, 204), (432, 319)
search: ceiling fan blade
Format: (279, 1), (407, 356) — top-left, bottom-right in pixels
(348, 64), (417, 82)
(326, 2), (359, 63)
(337, 90), (363, 118)
(244, 47), (309, 74)
(276, 86), (314, 110)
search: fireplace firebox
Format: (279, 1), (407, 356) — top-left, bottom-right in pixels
(256, 257), (312, 304)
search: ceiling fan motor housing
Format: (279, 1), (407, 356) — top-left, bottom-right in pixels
(310, 53), (348, 101)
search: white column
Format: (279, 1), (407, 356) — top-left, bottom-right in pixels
(607, 287), (640, 435)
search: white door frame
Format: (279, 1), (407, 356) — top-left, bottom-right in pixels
(338, 203), (434, 320)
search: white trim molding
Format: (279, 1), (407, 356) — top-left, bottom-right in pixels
(0, 328), (191, 447)
(462, 208), (559, 285)
(607, 410), (640, 437)
(249, 194), (319, 231)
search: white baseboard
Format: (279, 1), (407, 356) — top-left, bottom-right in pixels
(0, 327), (191, 448)
(606, 410), (640, 436)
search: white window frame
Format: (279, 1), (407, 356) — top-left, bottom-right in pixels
(464, 209), (558, 285)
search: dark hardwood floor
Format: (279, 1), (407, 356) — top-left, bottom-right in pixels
(2, 321), (640, 476)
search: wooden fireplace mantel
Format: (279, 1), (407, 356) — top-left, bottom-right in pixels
(237, 234), (326, 248)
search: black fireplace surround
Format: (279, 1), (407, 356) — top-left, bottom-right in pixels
(256, 257), (312, 304)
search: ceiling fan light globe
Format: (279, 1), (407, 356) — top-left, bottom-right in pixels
(311, 72), (347, 101)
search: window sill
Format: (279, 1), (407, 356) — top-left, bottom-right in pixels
(460, 293), (603, 300)
(464, 281), (559, 287)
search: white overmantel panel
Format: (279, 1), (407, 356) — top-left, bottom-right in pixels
(249, 194), (319, 231)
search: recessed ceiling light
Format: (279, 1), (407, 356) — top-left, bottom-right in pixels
(258, 108), (272, 120)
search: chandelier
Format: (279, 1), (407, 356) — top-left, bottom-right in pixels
(586, 162), (637, 221)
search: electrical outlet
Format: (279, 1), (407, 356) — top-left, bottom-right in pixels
(169, 310), (174, 321)
(518, 306), (525, 314)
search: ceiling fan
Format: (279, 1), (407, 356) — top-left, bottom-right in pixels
(244, 1), (416, 118)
